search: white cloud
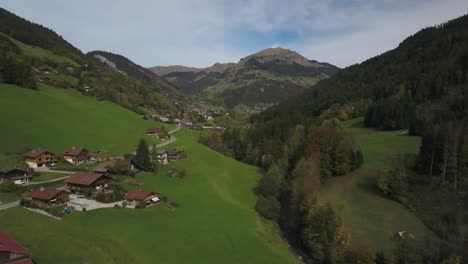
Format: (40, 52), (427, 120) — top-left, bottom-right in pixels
(0, 0), (467, 68)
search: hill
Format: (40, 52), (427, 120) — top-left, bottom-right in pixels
(149, 48), (339, 108)
(88, 50), (181, 96)
(0, 83), (299, 264)
(0, 7), (181, 115)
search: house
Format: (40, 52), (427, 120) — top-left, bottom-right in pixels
(63, 147), (89, 165)
(156, 150), (168, 165)
(64, 171), (113, 194)
(0, 168), (31, 185)
(172, 119), (181, 126)
(182, 120), (193, 128)
(0, 231), (33, 264)
(23, 149), (56, 168)
(124, 189), (160, 206)
(146, 127), (168, 138)
(29, 187), (68, 206)
(166, 149), (183, 161)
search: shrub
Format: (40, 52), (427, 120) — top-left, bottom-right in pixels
(82, 207), (87, 212)
(135, 201), (146, 209)
(255, 196), (280, 221)
(20, 198), (32, 208)
(161, 196), (168, 203)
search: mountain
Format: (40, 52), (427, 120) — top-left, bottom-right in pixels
(149, 48), (339, 108)
(0, 7), (181, 115)
(88, 50), (180, 96)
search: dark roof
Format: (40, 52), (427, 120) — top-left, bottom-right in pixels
(125, 189), (156, 201)
(0, 168), (28, 175)
(65, 171), (107, 186)
(146, 128), (164, 134)
(0, 231), (30, 255)
(166, 149), (179, 155)
(29, 188), (63, 201)
(64, 146), (87, 156)
(23, 148), (53, 158)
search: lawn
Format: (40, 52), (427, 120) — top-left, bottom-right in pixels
(0, 130), (299, 264)
(317, 118), (436, 253)
(0, 83), (173, 167)
(0, 84), (297, 263)
(31, 172), (69, 182)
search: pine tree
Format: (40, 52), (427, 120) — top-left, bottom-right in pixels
(134, 139), (153, 172)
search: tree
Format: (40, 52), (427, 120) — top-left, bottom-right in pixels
(134, 138), (153, 171)
(255, 196), (280, 220)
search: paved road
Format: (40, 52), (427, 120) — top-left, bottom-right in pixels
(24, 176), (70, 186)
(0, 200), (20, 210)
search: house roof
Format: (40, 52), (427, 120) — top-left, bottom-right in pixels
(64, 146), (87, 156)
(29, 188), (62, 201)
(0, 168), (28, 175)
(125, 189), (156, 201)
(64, 171), (107, 186)
(166, 149), (179, 155)
(23, 148), (53, 158)
(146, 128), (164, 134)
(0, 231), (30, 255)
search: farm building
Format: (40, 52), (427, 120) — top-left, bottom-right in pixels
(0, 168), (31, 185)
(124, 189), (160, 206)
(63, 146), (89, 164)
(65, 171), (113, 194)
(0, 231), (33, 264)
(146, 127), (168, 138)
(23, 149), (56, 168)
(29, 187), (68, 206)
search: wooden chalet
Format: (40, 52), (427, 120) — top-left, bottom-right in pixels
(146, 127), (168, 138)
(23, 149), (56, 168)
(29, 187), (68, 206)
(63, 147), (89, 164)
(0, 232), (33, 264)
(0, 168), (31, 185)
(124, 189), (160, 206)
(64, 171), (113, 193)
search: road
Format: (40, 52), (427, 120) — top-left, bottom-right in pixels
(34, 167), (74, 174)
(152, 127), (181, 149)
(0, 200), (20, 211)
(24, 176), (70, 186)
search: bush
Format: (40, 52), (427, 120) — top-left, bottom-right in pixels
(135, 201), (146, 209)
(0, 181), (18, 192)
(161, 196), (168, 203)
(255, 196), (280, 221)
(82, 207), (87, 212)
(20, 198), (32, 208)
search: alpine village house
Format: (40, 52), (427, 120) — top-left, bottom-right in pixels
(63, 146), (89, 165)
(23, 148), (56, 168)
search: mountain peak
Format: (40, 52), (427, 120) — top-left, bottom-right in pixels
(239, 47), (312, 66)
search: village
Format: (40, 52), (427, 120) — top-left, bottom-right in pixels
(0, 126), (190, 220)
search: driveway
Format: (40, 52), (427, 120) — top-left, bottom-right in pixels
(0, 200), (20, 211)
(24, 176), (70, 186)
(67, 194), (129, 211)
(34, 166), (74, 174)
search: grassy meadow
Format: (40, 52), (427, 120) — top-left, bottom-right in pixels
(318, 118), (435, 253)
(0, 83), (173, 166)
(0, 84), (298, 263)
(0, 129), (299, 264)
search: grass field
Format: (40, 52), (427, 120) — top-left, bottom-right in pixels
(0, 130), (299, 264)
(0, 84), (298, 263)
(0, 83), (173, 166)
(318, 118), (436, 253)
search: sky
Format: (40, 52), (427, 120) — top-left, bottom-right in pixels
(1, 0), (468, 68)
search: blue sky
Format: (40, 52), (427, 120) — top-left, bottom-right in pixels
(1, 0), (468, 68)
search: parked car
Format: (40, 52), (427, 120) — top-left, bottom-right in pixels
(77, 194), (86, 199)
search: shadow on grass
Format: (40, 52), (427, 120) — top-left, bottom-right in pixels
(356, 169), (385, 198)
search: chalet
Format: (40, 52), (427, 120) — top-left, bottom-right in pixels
(124, 189), (160, 206)
(166, 149), (183, 160)
(182, 120), (193, 128)
(172, 118), (181, 126)
(29, 187), (68, 206)
(64, 171), (113, 193)
(63, 147), (89, 165)
(146, 127), (168, 138)
(156, 150), (168, 165)
(0, 232), (33, 264)
(0, 168), (31, 185)
(23, 149), (56, 168)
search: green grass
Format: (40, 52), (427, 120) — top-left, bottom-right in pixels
(0, 130), (299, 264)
(1, 32), (79, 66)
(0, 84), (297, 263)
(31, 172), (69, 182)
(318, 118), (435, 253)
(0, 83), (173, 166)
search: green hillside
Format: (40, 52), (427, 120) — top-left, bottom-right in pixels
(0, 83), (172, 166)
(0, 84), (298, 263)
(318, 118), (436, 253)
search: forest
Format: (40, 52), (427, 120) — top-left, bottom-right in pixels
(200, 14), (468, 264)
